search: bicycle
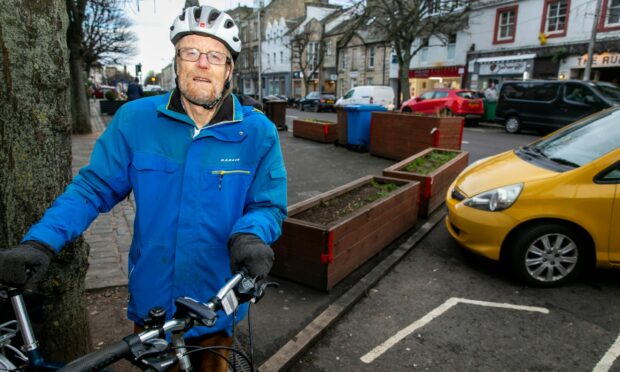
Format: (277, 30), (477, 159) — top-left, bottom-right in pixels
(1, 271), (275, 372)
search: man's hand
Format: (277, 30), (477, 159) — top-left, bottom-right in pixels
(0, 241), (55, 289)
(228, 233), (274, 280)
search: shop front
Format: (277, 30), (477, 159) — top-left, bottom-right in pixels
(559, 52), (620, 83)
(408, 65), (465, 97)
(468, 54), (536, 91)
(262, 72), (291, 98)
(322, 69), (338, 95)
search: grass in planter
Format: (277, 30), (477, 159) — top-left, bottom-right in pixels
(403, 150), (458, 175)
(293, 180), (400, 225)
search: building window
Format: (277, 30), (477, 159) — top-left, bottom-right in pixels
(447, 33), (456, 60)
(280, 51), (283, 64)
(367, 77), (373, 85)
(541, 0), (569, 37)
(493, 5), (518, 44)
(420, 39), (429, 62)
(599, 0), (620, 30)
(391, 49), (398, 63)
(368, 47), (375, 68)
(325, 40), (333, 56)
(341, 50), (348, 69)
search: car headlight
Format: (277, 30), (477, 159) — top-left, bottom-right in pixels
(463, 183), (523, 211)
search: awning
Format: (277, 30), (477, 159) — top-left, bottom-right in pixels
(475, 53), (536, 64)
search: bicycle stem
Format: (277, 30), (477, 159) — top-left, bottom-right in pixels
(10, 294), (39, 352)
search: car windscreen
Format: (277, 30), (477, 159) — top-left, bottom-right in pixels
(528, 109), (620, 167)
(320, 94), (336, 99)
(593, 82), (620, 103)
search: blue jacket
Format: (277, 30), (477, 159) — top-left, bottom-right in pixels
(24, 91), (287, 337)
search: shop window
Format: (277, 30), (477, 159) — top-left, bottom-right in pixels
(599, 0), (620, 30)
(541, 0), (569, 37)
(493, 5), (518, 44)
(367, 77), (373, 85)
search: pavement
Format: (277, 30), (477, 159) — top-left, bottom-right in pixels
(75, 100), (446, 370)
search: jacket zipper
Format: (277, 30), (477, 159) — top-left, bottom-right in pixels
(211, 170), (251, 191)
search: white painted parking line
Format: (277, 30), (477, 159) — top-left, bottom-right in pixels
(462, 140), (470, 144)
(360, 297), (549, 364)
(593, 333), (620, 372)
(286, 115), (298, 119)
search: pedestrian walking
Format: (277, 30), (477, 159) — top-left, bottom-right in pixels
(126, 77), (143, 101)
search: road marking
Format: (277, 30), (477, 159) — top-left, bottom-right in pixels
(360, 297), (549, 364)
(286, 115), (298, 119)
(593, 333), (620, 372)
(462, 140), (470, 144)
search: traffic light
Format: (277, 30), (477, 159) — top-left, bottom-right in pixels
(151, 76), (156, 84)
(135, 63), (142, 76)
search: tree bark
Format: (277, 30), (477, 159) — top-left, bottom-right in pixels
(0, 0), (91, 362)
(66, 0), (92, 134)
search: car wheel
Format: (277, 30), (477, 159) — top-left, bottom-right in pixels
(402, 107), (412, 113)
(506, 223), (586, 287)
(300, 104), (304, 111)
(314, 104), (319, 113)
(505, 116), (521, 134)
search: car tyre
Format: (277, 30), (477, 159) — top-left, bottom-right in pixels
(402, 107), (412, 113)
(314, 104), (320, 113)
(506, 223), (586, 287)
(300, 104), (304, 111)
(505, 116), (521, 134)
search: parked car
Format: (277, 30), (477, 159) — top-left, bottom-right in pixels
(93, 85), (117, 99)
(336, 85), (395, 110)
(445, 107), (620, 287)
(400, 89), (484, 125)
(496, 80), (620, 134)
(299, 92), (336, 112)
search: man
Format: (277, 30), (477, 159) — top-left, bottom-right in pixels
(126, 77), (143, 101)
(484, 81), (498, 102)
(0, 5), (286, 371)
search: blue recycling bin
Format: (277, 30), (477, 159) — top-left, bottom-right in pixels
(345, 104), (388, 151)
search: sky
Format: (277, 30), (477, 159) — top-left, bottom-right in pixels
(122, 0), (254, 77)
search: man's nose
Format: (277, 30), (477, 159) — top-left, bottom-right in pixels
(197, 53), (211, 68)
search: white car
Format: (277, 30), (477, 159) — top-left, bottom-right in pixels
(336, 85), (395, 110)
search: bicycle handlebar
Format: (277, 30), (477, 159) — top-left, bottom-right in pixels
(59, 339), (131, 372)
(57, 271), (270, 372)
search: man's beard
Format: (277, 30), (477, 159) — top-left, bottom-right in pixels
(178, 80), (222, 107)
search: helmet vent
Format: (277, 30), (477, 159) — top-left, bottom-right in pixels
(225, 20), (234, 29)
(193, 8), (201, 21)
(233, 36), (239, 42)
(209, 11), (220, 24)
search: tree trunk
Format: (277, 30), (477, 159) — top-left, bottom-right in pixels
(399, 53), (413, 104)
(66, 0), (92, 134)
(0, 0), (91, 362)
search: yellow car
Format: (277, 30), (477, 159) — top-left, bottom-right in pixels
(445, 107), (620, 287)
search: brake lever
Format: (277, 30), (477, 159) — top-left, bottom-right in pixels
(252, 281), (279, 304)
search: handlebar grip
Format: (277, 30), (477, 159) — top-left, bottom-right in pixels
(58, 339), (131, 372)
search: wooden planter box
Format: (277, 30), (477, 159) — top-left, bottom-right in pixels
(293, 119), (337, 143)
(99, 100), (127, 115)
(369, 112), (464, 160)
(336, 106), (348, 146)
(271, 175), (420, 290)
(382, 148), (469, 217)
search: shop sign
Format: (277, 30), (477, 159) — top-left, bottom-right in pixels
(577, 53), (620, 67)
(479, 60), (528, 75)
(330, 74), (338, 80)
(408, 65), (463, 78)
(350, 71), (359, 78)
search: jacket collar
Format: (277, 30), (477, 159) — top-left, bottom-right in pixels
(158, 88), (244, 127)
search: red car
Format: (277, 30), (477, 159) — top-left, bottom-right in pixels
(401, 89), (484, 124)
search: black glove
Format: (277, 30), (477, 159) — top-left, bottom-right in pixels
(0, 241), (56, 289)
(228, 233), (274, 280)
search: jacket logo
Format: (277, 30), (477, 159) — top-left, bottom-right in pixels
(220, 158), (241, 162)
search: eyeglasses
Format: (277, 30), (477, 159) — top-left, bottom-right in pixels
(176, 48), (230, 65)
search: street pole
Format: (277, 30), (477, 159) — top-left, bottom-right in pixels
(584, 0), (603, 81)
(257, 1), (263, 102)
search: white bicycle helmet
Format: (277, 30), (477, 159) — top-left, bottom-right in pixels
(170, 5), (241, 59)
